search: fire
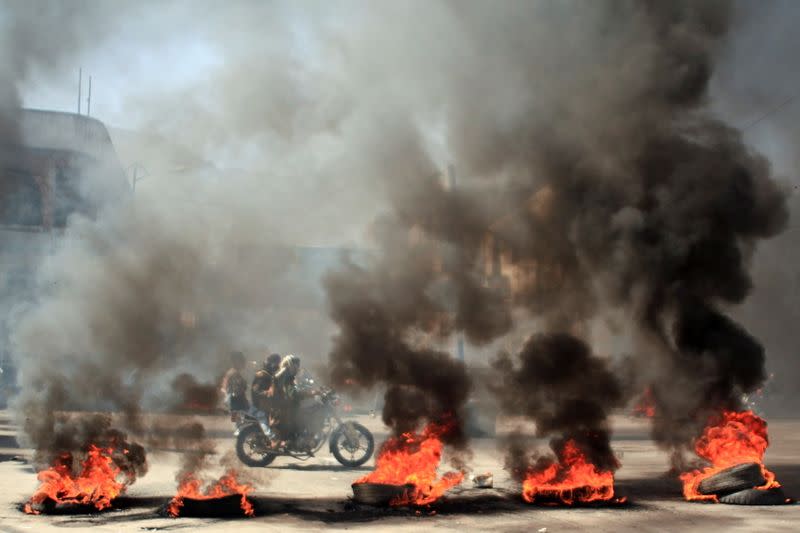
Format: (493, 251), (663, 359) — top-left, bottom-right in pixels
(522, 440), (621, 505)
(355, 421), (464, 505)
(632, 387), (656, 418)
(167, 470), (254, 517)
(680, 410), (780, 502)
(24, 445), (129, 514)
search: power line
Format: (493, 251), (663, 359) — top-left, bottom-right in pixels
(740, 89), (800, 131)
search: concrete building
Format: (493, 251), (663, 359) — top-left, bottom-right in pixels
(0, 109), (129, 400)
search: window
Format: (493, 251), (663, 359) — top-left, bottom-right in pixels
(53, 160), (90, 227)
(0, 168), (43, 227)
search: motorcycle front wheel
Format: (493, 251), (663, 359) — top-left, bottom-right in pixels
(330, 422), (374, 467)
(235, 425), (277, 467)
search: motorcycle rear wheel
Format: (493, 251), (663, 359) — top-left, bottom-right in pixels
(330, 422), (374, 468)
(235, 425), (277, 467)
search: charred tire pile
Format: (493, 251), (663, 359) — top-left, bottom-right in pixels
(698, 463), (787, 505)
(719, 488), (788, 505)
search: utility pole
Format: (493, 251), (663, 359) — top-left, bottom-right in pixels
(447, 163), (466, 363)
(86, 76), (92, 117)
(77, 68), (82, 115)
(129, 163), (148, 192)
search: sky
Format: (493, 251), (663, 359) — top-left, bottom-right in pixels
(9, 0), (800, 244)
(15, 2), (799, 171)
(4, 0), (800, 416)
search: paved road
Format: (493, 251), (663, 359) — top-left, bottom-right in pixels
(0, 412), (798, 532)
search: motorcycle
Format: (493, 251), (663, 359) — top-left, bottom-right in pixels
(232, 376), (374, 468)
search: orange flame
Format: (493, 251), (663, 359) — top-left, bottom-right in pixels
(522, 440), (622, 505)
(24, 445), (129, 514)
(355, 422), (464, 505)
(680, 410), (780, 502)
(167, 470), (254, 517)
(632, 387), (656, 418)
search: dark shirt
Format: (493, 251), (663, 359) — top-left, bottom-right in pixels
(221, 368), (249, 411)
(251, 369), (275, 411)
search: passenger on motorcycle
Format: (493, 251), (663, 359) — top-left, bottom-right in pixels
(250, 353), (282, 441)
(220, 351), (249, 413)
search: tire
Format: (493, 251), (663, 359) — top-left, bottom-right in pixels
(698, 462), (765, 496)
(719, 487), (787, 506)
(352, 483), (415, 505)
(330, 422), (374, 467)
(235, 425), (276, 467)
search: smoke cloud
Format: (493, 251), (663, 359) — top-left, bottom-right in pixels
(321, 0), (789, 472)
(493, 333), (623, 479)
(0, 0), (795, 488)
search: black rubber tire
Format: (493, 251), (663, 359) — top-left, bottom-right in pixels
(330, 422), (374, 468)
(352, 483), (415, 505)
(698, 462), (765, 496)
(235, 425), (276, 467)
(719, 487), (787, 506)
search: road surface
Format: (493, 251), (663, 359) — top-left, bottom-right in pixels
(0, 411), (797, 532)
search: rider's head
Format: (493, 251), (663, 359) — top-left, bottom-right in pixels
(264, 353), (281, 374)
(279, 354), (301, 378)
(230, 351), (246, 370)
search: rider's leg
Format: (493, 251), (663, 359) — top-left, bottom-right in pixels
(254, 409), (276, 440)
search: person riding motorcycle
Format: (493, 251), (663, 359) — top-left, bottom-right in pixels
(232, 353), (376, 468)
(250, 353), (281, 441)
(251, 353), (281, 410)
(270, 354), (313, 443)
(220, 351), (249, 413)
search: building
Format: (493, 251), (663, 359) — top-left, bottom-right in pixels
(0, 109), (129, 401)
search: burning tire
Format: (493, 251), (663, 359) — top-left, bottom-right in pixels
(697, 462), (765, 496)
(170, 494), (254, 517)
(351, 482), (415, 505)
(330, 422), (374, 467)
(235, 425), (276, 467)
(25, 498), (108, 515)
(718, 487), (788, 506)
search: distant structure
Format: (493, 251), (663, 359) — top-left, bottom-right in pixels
(0, 109), (128, 401)
(0, 108), (127, 230)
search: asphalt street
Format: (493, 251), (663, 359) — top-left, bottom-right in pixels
(0, 412), (797, 532)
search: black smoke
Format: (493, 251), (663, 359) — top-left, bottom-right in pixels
(324, 0), (789, 473)
(493, 333), (623, 478)
(31, 413), (147, 487)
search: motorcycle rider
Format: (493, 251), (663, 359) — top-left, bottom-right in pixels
(220, 351), (249, 413)
(250, 353), (282, 442)
(270, 354), (315, 444)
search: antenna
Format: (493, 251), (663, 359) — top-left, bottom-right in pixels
(86, 76), (92, 117)
(77, 68), (82, 115)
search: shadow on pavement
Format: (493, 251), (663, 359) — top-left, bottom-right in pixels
(18, 469), (799, 527)
(15, 489), (652, 526)
(268, 463), (373, 472)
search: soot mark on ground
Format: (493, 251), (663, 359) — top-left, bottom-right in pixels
(15, 490), (654, 526)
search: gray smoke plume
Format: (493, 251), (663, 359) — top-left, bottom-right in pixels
(1, 1), (324, 482)
(0, 1), (130, 213)
(322, 0), (789, 473)
(8, 177), (320, 481)
(30, 412), (147, 486)
(709, 0), (800, 415)
(324, 221), (477, 443)
(1, 0), (793, 490)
